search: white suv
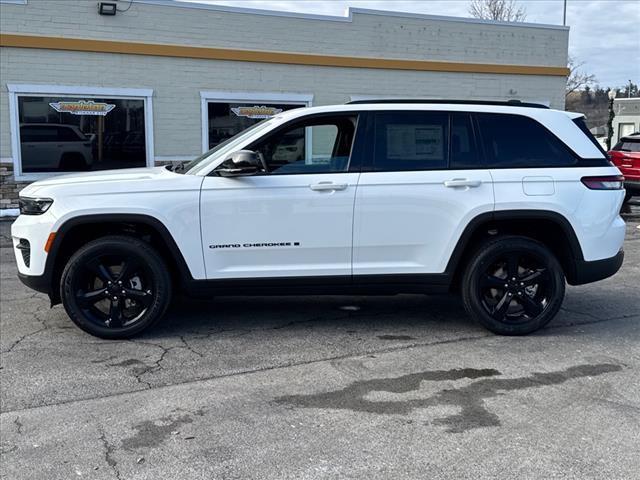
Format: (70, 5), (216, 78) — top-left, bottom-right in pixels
(12, 100), (626, 338)
(20, 124), (94, 171)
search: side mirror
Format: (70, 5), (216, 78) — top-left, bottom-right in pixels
(216, 150), (263, 177)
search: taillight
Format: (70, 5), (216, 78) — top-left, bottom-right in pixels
(581, 175), (625, 190)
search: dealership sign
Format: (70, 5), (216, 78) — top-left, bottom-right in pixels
(49, 100), (116, 116)
(231, 105), (283, 119)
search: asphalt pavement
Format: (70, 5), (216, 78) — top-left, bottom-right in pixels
(1, 212), (639, 480)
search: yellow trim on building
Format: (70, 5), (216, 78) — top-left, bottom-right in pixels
(0, 33), (569, 77)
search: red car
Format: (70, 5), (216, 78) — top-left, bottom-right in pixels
(609, 134), (640, 203)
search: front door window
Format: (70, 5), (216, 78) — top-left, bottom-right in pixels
(249, 115), (358, 174)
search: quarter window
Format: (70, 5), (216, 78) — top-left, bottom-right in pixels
(373, 112), (449, 171)
(250, 115), (357, 174)
(476, 113), (576, 167)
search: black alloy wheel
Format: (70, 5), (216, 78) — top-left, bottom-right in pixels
(75, 254), (154, 328)
(462, 236), (565, 335)
(61, 235), (171, 338)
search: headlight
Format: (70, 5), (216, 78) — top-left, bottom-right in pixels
(19, 197), (53, 215)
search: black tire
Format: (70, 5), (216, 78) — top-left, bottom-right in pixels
(60, 235), (172, 339)
(623, 191), (633, 204)
(461, 236), (565, 335)
(59, 153), (88, 171)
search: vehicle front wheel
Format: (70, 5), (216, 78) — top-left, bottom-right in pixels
(461, 236), (565, 335)
(61, 235), (172, 339)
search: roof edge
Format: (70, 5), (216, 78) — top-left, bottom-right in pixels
(134, 1), (569, 31)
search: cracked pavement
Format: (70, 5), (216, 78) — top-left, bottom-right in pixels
(1, 219), (639, 479)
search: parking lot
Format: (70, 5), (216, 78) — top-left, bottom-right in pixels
(1, 211), (639, 480)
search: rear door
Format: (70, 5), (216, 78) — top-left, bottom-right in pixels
(352, 111), (494, 276)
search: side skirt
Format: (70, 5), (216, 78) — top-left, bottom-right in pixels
(185, 274), (452, 297)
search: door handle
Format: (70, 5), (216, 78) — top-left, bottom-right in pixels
(309, 182), (348, 191)
(444, 179), (482, 188)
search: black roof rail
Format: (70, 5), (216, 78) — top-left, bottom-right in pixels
(345, 99), (550, 109)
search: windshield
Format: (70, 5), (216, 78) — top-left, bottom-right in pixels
(182, 118), (276, 175)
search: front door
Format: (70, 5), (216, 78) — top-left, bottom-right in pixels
(353, 111), (495, 276)
(200, 113), (363, 279)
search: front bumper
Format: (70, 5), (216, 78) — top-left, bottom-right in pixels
(12, 212), (58, 300)
(570, 250), (624, 286)
(11, 213), (56, 276)
(18, 272), (51, 294)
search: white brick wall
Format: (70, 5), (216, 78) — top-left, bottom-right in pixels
(0, 0), (568, 160)
(0, 0), (569, 65)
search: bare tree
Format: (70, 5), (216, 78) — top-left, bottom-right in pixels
(468, 0), (527, 22)
(565, 56), (597, 97)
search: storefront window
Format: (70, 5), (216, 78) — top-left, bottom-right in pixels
(18, 96), (147, 173)
(207, 102), (304, 149)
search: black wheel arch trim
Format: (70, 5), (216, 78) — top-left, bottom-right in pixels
(39, 213), (195, 302)
(444, 209), (586, 283)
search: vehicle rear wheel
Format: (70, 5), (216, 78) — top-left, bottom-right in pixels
(61, 235), (171, 339)
(461, 236), (565, 335)
(623, 191), (633, 204)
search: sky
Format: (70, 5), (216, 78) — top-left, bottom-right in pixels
(181, 0), (640, 88)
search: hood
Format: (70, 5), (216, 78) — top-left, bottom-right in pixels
(28, 167), (169, 187)
(20, 167), (175, 197)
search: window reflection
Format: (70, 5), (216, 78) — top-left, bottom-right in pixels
(18, 96), (146, 173)
(207, 102), (303, 149)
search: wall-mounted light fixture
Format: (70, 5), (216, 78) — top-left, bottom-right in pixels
(98, 2), (117, 16)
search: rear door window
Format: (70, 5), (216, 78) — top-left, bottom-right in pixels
(373, 111), (449, 171)
(476, 113), (577, 168)
(20, 126), (58, 143)
(450, 113), (481, 169)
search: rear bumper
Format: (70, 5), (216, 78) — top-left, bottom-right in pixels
(570, 250), (624, 286)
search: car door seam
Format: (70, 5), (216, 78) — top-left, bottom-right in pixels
(198, 176), (208, 279)
(350, 172), (361, 280)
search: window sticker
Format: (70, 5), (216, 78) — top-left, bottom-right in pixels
(49, 100), (116, 116)
(231, 105), (283, 119)
(387, 124), (443, 160)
